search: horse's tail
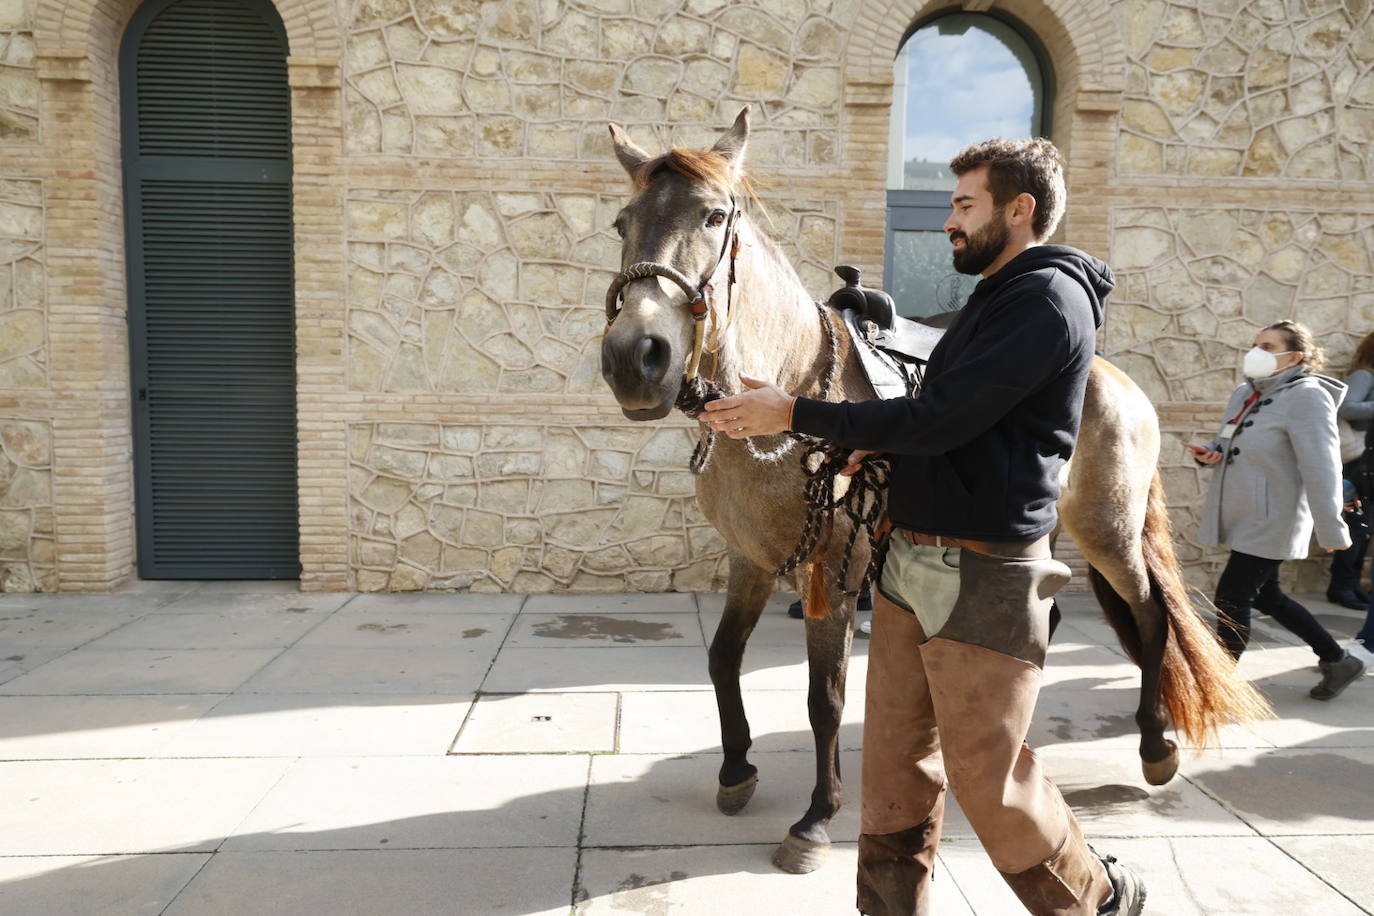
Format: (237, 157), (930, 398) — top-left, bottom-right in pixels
(1090, 471), (1271, 747)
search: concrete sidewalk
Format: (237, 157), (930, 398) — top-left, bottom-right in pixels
(0, 582), (1369, 915)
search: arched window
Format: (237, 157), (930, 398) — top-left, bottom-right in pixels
(886, 13), (1053, 316)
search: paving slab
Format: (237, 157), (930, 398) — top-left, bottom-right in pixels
(84, 609), (328, 650)
(292, 611), (513, 649)
(235, 646), (492, 695)
(522, 592), (698, 614)
(0, 694), (222, 759)
(0, 854), (210, 916)
(577, 844), (973, 916)
(947, 835), (1366, 916)
(508, 612), (703, 648)
(483, 646), (710, 692)
(0, 647), (68, 686)
(149, 591), (353, 615)
(163, 848), (576, 916)
(1037, 746), (1259, 837)
(1183, 747), (1374, 835)
(584, 750), (864, 847)
(157, 694), (473, 757)
(0, 608), (148, 648)
(1271, 835), (1374, 913)
(337, 592), (524, 614)
(617, 688), (865, 754)
(0, 758), (292, 855)
(0, 648), (283, 695)
(225, 754), (589, 850)
(453, 692), (618, 753)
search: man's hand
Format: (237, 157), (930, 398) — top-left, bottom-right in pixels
(839, 449), (876, 477)
(701, 374), (794, 439)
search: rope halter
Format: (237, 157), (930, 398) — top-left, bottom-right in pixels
(603, 204), (741, 382)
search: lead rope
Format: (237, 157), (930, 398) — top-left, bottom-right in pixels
(675, 301), (913, 600)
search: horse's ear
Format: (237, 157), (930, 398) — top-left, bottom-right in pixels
(711, 106), (751, 170)
(608, 122), (652, 176)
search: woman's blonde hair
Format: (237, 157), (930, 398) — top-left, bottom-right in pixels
(1265, 319), (1326, 371)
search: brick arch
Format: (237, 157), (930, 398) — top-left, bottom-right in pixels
(32, 0), (342, 63)
(843, 0), (1126, 106)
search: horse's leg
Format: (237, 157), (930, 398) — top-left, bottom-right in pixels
(773, 560), (855, 874)
(709, 550), (774, 815)
(1077, 540), (1178, 785)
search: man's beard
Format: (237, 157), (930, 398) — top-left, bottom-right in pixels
(950, 210), (1011, 275)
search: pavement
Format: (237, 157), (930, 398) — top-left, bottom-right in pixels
(0, 581), (1370, 916)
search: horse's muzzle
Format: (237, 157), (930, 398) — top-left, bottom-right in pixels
(600, 331), (681, 420)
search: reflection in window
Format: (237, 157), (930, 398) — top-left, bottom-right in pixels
(883, 13), (1051, 317)
(888, 14), (1047, 191)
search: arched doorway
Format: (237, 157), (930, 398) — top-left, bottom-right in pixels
(122, 0), (300, 579)
(886, 12), (1055, 317)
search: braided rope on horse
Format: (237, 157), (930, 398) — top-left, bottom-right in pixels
(674, 301), (918, 601)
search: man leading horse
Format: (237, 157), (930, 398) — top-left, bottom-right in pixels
(701, 137), (1146, 916)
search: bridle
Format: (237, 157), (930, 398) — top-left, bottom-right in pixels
(603, 200), (743, 381)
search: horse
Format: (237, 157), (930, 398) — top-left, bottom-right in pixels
(598, 107), (1270, 874)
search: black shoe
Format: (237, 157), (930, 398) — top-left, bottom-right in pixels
(1326, 590), (1366, 610)
(787, 600), (803, 619)
(1310, 650), (1364, 700)
(857, 590), (873, 612)
(1355, 586), (1370, 604)
(1095, 850), (1146, 916)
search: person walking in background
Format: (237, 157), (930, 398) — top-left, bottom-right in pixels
(1336, 330), (1374, 668)
(1327, 330), (1374, 610)
(1186, 320), (1364, 700)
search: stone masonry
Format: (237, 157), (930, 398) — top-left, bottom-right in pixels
(0, 0), (1369, 593)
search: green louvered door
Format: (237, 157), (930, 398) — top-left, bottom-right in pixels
(122, 0), (300, 578)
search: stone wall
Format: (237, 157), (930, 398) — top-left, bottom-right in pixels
(1, 0), (1370, 592)
(0, 418), (53, 591)
(1117, 0), (1371, 180)
(0, 2), (37, 144)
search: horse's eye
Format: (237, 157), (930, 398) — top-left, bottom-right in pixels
(706, 210), (726, 228)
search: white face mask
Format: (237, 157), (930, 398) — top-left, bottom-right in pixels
(1242, 347), (1294, 379)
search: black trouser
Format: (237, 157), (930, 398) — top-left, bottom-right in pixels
(1329, 517), (1369, 595)
(1214, 551), (1344, 663)
(1330, 461), (1370, 596)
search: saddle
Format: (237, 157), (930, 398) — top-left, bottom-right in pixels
(825, 266), (948, 400)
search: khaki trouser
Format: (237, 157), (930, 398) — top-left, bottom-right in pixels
(857, 536), (1111, 916)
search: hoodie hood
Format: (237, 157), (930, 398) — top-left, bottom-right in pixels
(976, 244), (1114, 330)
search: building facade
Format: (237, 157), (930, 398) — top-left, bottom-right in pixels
(0, 0), (1370, 593)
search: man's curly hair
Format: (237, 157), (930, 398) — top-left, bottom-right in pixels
(949, 137), (1066, 241)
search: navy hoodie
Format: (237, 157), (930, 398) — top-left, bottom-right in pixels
(790, 244), (1112, 541)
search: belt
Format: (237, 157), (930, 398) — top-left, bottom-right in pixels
(898, 529), (1046, 558)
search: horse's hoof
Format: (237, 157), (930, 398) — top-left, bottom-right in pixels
(716, 773), (758, 815)
(1142, 740), (1179, 785)
(772, 833), (829, 874)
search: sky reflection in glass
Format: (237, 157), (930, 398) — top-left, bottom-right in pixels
(890, 16), (1043, 190)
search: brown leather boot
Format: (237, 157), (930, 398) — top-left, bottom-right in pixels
(856, 801), (943, 916)
(857, 592), (946, 915)
(997, 818), (1114, 915)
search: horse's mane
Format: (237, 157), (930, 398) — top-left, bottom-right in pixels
(632, 147), (762, 209)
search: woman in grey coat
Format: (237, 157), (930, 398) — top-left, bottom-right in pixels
(1187, 320), (1364, 700)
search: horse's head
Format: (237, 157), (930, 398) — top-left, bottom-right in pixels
(600, 108), (752, 420)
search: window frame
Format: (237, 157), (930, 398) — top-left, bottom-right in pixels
(884, 10), (1056, 309)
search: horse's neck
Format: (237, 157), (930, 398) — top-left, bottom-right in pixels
(712, 220), (833, 399)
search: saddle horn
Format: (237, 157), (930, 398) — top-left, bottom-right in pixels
(826, 265), (896, 331)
